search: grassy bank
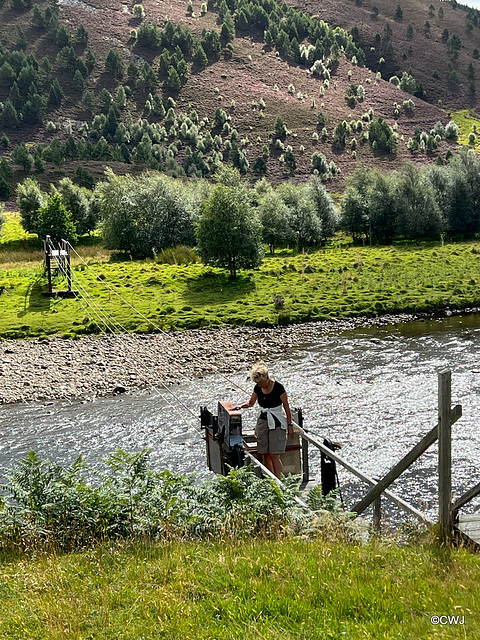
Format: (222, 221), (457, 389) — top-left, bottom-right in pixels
(451, 109), (480, 148)
(0, 538), (478, 639)
(2, 213), (480, 338)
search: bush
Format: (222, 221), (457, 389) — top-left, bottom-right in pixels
(16, 178), (47, 233)
(332, 121), (348, 149)
(74, 165), (95, 190)
(132, 3), (145, 18)
(57, 177), (96, 235)
(369, 117), (397, 153)
(277, 183), (322, 249)
(257, 187), (292, 253)
(445, 120), (459, 141)
(105, 49), (125, 78)
(0, 176), (11, 201)
(307, 175), (339, 241)
(98, 169), (195, 258)
(156, 245), (199, 264)
(0, 451), (325, 551)
(36, 193), (78, 243)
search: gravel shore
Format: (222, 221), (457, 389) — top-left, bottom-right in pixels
(0, 310), (469, 404)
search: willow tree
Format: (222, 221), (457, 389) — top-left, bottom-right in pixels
(196, 184), (263, 278)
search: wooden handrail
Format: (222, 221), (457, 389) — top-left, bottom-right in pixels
(452, 481), (480, 515)
(293, 424), (433, 524)
(352, 405), (462, 516)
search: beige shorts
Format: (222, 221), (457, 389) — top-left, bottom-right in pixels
(256, 417), (287, 455)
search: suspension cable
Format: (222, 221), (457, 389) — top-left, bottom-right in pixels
(65, 256), (214, 397)
(67, 243), (252, 396)
(57, 260), (119, 335)
(56, 254), (202, 427)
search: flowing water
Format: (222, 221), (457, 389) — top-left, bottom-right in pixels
(2, 313), (480, 520)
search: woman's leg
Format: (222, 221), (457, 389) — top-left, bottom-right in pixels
(270, 454), (283, 479)
(263, 452), (275, 475)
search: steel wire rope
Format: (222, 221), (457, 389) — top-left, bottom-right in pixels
(66, 242), (252, 396)
(67, 245), (312, 452)
(65, 264), (201, 421)
(66, 251), (214, 400)
(62, 257), (324, 518)
(56, 260), (120, 336)
(66, 246), (320, 492)
(65, 252), (253, 436)
(57, 257), (201, 425)
(65, 285), (107, 337)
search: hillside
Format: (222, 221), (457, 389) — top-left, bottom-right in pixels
(0, 0), (478, 201)
(292, 0), (480, 111)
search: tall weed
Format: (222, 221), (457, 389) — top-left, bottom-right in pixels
(0, 450), (349, 553)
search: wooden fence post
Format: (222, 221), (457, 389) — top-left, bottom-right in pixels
(438, 369), (452, 546)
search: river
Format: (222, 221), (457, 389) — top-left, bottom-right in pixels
(1, 313), (480, 521)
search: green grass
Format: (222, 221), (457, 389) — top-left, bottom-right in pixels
(2, 215), (480, 338)
(0, 538), (478, 639)
(2, 237), (480, 338)
(451, 109), (480, 148)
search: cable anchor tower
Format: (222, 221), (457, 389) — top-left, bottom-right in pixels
(42, 235), (79, 298)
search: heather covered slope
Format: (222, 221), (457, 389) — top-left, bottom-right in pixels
(0, 0), (475, 198)
(293, 0), (480, 111)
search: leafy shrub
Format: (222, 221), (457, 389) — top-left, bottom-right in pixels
(0, 452), (345, 551)
(196, 183), (262, 278)
(156, 245), (199, 264)
(99, 169), (196, 258)
(444, 120), (459, 141)
(132, 4), (145, 19)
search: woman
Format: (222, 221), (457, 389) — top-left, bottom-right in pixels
(235, 361), (294, 479)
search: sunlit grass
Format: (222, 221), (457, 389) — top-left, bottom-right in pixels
(1, 240), (480, 338)
(0, 538), (478, 639)
(451, 109), (480, 148)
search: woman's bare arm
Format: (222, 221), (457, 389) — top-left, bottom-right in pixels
(236, 392), (257, 410)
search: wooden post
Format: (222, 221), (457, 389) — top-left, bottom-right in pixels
(373, 496), (381, 532)
(438, 369), (452, 546)
(63, 240), (72, 293)
(295, 425), (433, 524)
(44, 236), (53, 294)
(352, 405), (461, 516)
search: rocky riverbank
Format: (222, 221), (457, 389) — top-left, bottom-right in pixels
(0, 309), (472, 404)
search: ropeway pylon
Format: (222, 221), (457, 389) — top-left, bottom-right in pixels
(41, 235), (79, 298)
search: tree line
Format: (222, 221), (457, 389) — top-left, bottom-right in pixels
(14, 166), (339, 277)
(342, 148), (480, 243)
(10, 150), (480, 278)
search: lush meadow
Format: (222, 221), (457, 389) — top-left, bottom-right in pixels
(2, 211), (480, 339)
(0, 538), (478, 639)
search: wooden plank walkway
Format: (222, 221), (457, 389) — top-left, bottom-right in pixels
(456, 514), (480, 547)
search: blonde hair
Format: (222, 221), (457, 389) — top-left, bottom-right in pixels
(250, 361), (269, 383)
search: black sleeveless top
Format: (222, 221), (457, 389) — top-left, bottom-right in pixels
(254, 380), (285, 408)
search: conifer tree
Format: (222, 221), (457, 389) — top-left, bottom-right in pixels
(0, 99), (19, 129)
(105, 49), (125, 79)
(48, 77), (64, 107)
(193, 44), (208, 68)
(166, 66), (181, 91)
(76, 24), (88, 44)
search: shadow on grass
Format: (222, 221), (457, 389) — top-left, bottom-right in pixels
(182, 270), (255, 305)
(18, 276), (52, 318)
